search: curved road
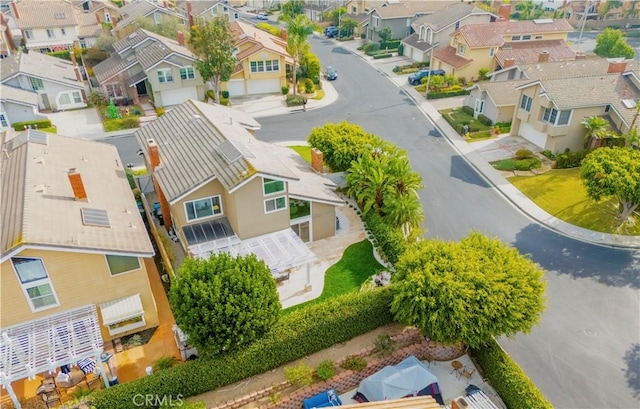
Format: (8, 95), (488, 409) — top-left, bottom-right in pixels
(256, 37), (640, 408)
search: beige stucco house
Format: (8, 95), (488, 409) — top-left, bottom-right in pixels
(0, 130), (159, 407)
(225, 19), (292, 96)
(135, 100), (343, 281)
(432, 18), (574, 81)
(93, 29), (206, 107)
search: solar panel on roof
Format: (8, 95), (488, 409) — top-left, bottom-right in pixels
(217, 140), (243, 164)
(81, 208), (110, 227)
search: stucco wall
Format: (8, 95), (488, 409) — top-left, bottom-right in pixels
(311, 202), (336, 241)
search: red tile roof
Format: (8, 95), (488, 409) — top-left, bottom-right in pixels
(495, 39), (576, 66)
(456, 19), (573, 48)
(433, 46), (473, 69)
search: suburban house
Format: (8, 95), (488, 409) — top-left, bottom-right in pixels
(225, 19), (292, 96)
(0, 14), (14, 58)
(0, 130), (158, 408)
(93, 29), (206, 107)
(302, 0), (333, 23)
(135, 99), (343, 281)
(0, 83), (44, 131)
(74, 5), (105, 49)
(5, 0), (99, 52)
(177, 0), (242, 26)
(111, 0), (186, 38)
(344, 0), (385, 15)
(364, 0), (457, 42)
(401, 2), (494, 63)
(73, 0), (121, 26)
(1, 51), (87, 112)
(431, 18), (575, 81)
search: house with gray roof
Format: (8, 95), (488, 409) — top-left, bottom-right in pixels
(364, 0), (457, 42)
(0, 83), (45, 132)
(176, 0), (242, 26)
(0, 51), (87, 111)
(93, 28), (205, 107)
(135, 99), (343, 280)
(112, 0), (186, 38)
(401, 2), (494, 63)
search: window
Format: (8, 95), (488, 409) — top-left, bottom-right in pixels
(542, 108), (571, 126)
(61, 28), (66, 35)
(59, 93), (71, 105)
(475, 99), (484, 114)
(29, 77), (44, 91)
(489, 48), (494, 57)
(520, 94), (532, 112)
(234, 12), (239, 19)
(0, 113), (8, 128)
(106, 83), (123, 98)
(372, 16), (379, 28)
(46, 29), (55, 38)
(604, 104), (611, 113)
(157, 68), (173, 83)
(511, 35), (521, 41)
(11, 257), (59, 311)
(106, 255), (141, 275)
(535, 35), (543, 40)
(265, 60), (279, 72)
(24, 30), (32, 39)
(263, 178), (285, 195)
(265, 196), (287, 213)
(458, 44), (466, 55)
(454, 20), (460, 30)
(522, 35), (531, 40)
(105, 12), (111, 23)
(184, 196), (222, 222)
(250, 60), (279, 73)
(73, 91), (82, 103)
(80, 39), (87, 49)
(154, 12), (162, 24)
(352, 6), (356, 13)
(180, 66), (195, 80)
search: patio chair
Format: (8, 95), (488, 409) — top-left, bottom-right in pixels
(459, 366), (476, 383)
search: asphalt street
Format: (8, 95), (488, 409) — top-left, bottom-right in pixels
(254, 37), (640, 409)
(567, 30), (640, 60)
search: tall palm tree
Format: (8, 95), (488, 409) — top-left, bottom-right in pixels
(582, 116), (610, 149)
(346, 155), (392, 214)
(284, 14), (313, 95)
(383, 192), (424, 237)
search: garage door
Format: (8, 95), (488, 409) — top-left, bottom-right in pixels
(519, 123), (548, 149)
(247, 78), (281, 95)
(160, 87), (198, 107)
(227, 80), (245, 97)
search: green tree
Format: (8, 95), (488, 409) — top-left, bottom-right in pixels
(377, 26), (393, 43)
(340, 17), (358, 37)
(580, 147), (640, 224)
(280, 0), (304, 21)
(133, 15), (187, 40)
(285, 14), (314, 95)
(189, 17), (236, 105)
(329, 7), (347, 25)
(594, 28), (635, 59)
(169, 253), (281, 357)
(422, 74), (444, 90)
(581, 116), (611, 150)
(391, 232), (546, 348)
(383, 192), (424, 237)
(300, 52), (321, 82)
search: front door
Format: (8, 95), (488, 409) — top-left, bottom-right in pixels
(136, 81), (148, 96)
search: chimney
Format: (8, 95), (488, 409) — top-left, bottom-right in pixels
(163, 0), (168, 8)
(575, 53), (587, 60)
(607, 60), (627, 74)
(186, 1), (194, 28)
(74, 65), (82, 82)
(311, 148), (323, 173)
(176, 30), (185, 46)
(498, 3), (511, 21)
(10, 1), (19, 20)
(502, 58), (515, 68)
(68, 169), (88, 201)
(95, 12), (100, 24)
(147, 138), (160, 170)
(538, 50), (550, 63)
(280, 28), (287, 41)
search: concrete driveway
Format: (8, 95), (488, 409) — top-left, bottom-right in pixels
(46, 107), (105, 139)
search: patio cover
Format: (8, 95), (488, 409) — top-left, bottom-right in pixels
(188, 228), (316, 278)
(0, 305), (109, 408)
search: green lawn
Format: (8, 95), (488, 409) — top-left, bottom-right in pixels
(510, 168), (640, 235)
(283, 239), (385, 314)
(288, 145), (312, 164)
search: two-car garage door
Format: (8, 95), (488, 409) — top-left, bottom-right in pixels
(227, 79), (281, 96)
(160, 87), (198, 107)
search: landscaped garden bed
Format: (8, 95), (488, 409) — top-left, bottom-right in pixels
(97, 101), (143, 132)
(439, 107), (511, 141)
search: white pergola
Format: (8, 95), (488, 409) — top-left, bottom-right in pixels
(1, 305), (110, 409)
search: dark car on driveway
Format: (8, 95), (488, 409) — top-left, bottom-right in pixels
(324, 26), (339, 38)
(325, 66), (337, 80)
(407, 69), (445, 85)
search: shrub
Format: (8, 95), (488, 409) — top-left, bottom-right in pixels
(88, 91), (107, 106)
(554, 150), (588, 169)
(46, 49), (71, 61)
(221, 90), (230, 99)
(12, 119), (53, 131)
(155, 107), (166, 116)
(515, 149), (534, 160)
(153, 355), (179, 372)
(362, 42), (379, 54)
(461, 105), (474, 116)
(374, 334), (396, 357)
(380, 40), (401, 49)
(427, 89), (470, 99)
(372, 53), (393, 59)
(256, 22), (281, 37)
(284, 363), (313, 387)
(315, 360), (335, 381)
(304, 78), (315, 93)
(89, 289), (394, 408)
(286, 95), (306, 107)
(477, 114), (492, 126)
(206, 89), (215, 101)
(363, 211), (407, 265)
(471, 340), (553, 409)
(397, 43), (404, 56)
(340, 355), (368, 372)
(281, 86), (289, 95)
(541, 150), (555, 159)
(121, 116), (140, 128)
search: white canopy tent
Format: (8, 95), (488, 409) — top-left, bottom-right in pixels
(0, 305), (110, 408)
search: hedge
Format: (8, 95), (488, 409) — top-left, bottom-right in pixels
(426, 90), (470, 99)
(12, 119), (53, 131)
(553, 150), (588, 169)
(380, 40), (401, 49)
(477, 114), (492, 127)
(461, 105), (474, 116)
(372, 53), (393, 59)
(89, 289), (395, 408)
(363, 212), (408, 265)
(471, 339), (553, 409)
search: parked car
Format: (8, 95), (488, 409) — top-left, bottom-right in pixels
(256, 12), (269, 20)
(407, 69), (445, 86)
(324, 26), (339, 38)
(325, 66), (337, 80)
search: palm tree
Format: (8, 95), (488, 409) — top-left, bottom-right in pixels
(346, 155), (392, 214)
(284, 14), (314, 95)
(383, 192), (424, 237)
(387, 155), (423, 196)
(582, 116), (610, 149)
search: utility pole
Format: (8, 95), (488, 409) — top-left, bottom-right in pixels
(576, 0), (591, 52)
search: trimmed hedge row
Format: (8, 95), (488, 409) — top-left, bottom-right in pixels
(380, 40), (401, 49)
(426, 90), (470, 99)
(90, 289), (394, 408)
(553, 150), (588, 169)
(373, 53), (393, 59)
(363, 212), (408, 265)
(471, 339), (553, 409)
(12, 119), (53, 131)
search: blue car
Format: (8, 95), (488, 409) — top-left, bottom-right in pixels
(324, 26), (339, 38)
(325, 66), (337, 80)
(408, 69), (445, 85)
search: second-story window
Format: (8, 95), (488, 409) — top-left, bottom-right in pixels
(24, 30), (33, 39)
(157, 68), (173, 83)
(46, 29), (55, 38)
(180, 66), (195, 80)
(61, 28), (66, 35)
(520, 94), (533, 112)
(11, 257), (59, 311)
(458, 44), (466, 55)
(263, 178), (285, 195)
(29, 77), (44, 91)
